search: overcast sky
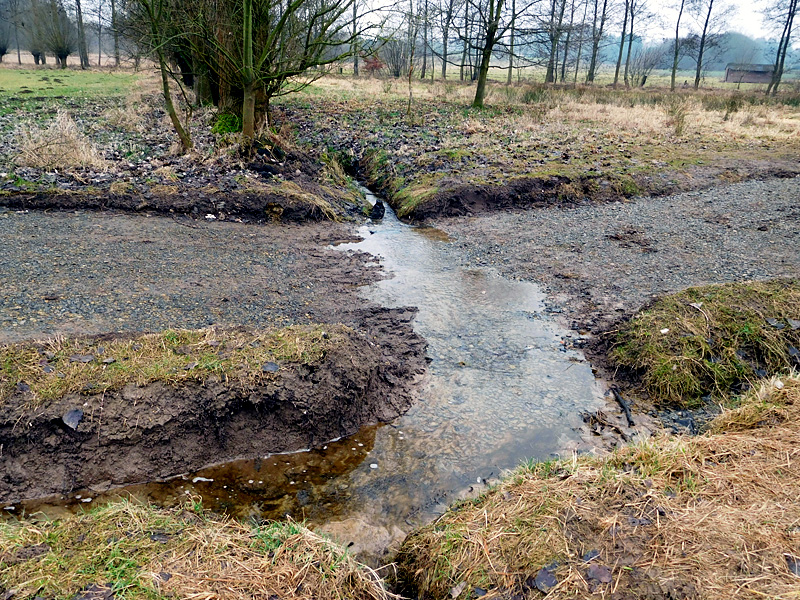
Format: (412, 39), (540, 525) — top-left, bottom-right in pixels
(637, 0), (786, 42)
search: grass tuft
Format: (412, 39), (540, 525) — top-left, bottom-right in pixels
(0, 325), (346, 411)
(395, 374), (800, 600)
(14, 110), (107, 170)
(610, 280), (800, 407)
(0, 500), (399, 600)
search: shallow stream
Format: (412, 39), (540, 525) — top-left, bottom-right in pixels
(12, 196), (603, 558)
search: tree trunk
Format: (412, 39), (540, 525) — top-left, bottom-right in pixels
(460, 10), (470, 81)
(442, 22), (449, 79)
(693, 0), (713, 88)
(670, 0), (686, 92)
(546, 0), (566, 83)
(75, 0), (90, 69)
(613, 0), (628, 87)
(352, 1), (358, 75)
(97, 0), (103, 66)
(623, 5), (634, 87)
(560, 0), (575, 83)
(242, 0), (256, 138)
(766, 0), (796, 95)
(573, 0), (589, 82)
(507, 0), (515, 84)
(421, 0), (428, 78)
(586, 0), (607, 83)
(111, 0), (119, 66)
(472, 0), (503, 108)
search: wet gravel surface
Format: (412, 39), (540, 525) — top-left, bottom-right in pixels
(0, 208), (376, 343)
(432, 177), (800, 335)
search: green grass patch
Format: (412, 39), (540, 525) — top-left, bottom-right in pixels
(0, 69), (139, 99)
(1, 325), (347, 410)
(610, 280), (800, 407)
(0, 500), (395, 600)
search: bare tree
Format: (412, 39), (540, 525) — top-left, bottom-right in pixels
(544, 0), (567, 83)
(613, 0), (629, 87)
(691, 0), (731, 88)
(74, 0), (90, 67)
(670, 0), (686, 91)
(435, 0), (459, 78)
(585, 0), (607, 82)
(627, 43), (662, 85)
(765, 0), (798, 95)
(33, 0), (79, 67)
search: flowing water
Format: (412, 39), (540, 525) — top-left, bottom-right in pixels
(10, 196), (604, 558)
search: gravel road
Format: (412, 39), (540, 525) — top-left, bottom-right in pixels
(0, 209), (376, 343)
(432, 176), (800, 335)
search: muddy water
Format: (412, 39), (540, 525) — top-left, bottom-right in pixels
(9, 199), (603, 560)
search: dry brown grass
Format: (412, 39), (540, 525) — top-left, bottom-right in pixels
(396, 375), (800, 599)
(14, 110), (107, 170)
(0, 501), (399, 600)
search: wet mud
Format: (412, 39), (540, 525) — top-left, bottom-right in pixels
(0, 308), (427, 503)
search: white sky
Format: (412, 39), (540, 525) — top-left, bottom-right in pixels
(649, 0), (775, 42)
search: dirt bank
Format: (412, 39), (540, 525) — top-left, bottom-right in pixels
(386, 160), (800, 221)
(0, 308), (426, 503)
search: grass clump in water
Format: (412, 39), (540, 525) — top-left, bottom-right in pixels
(0, 325), (347, 410)
(395, 374), (800, 600)
(0, 500), (398, 600)
(610, 280), (800, 407)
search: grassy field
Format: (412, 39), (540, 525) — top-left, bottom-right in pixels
(0, 68), (139, 99)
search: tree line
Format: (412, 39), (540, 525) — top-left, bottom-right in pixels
(0, 0), (798, 143)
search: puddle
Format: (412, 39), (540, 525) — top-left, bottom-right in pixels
(9, 195), (603, 560)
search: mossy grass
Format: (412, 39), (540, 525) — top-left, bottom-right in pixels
(0, 499), (398, 600)
(396, 374), (800, 600)
(1, 325), (347, 410)
(610, 280), (800, 407)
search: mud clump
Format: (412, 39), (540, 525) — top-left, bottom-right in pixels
(0, 308), (426, 502)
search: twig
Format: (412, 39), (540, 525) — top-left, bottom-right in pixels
(610, 385), (635, 427)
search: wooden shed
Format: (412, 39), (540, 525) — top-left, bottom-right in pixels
(724, 63), (774, 84)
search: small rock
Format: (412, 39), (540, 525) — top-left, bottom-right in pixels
(102, 358), (116, 364)
(788, 319), (800, 330)
(766, 318), (785, 329)
(472, 587), (486, 597)
(534, 567), (558, 592)
(184, 362), (198, 370)
(582, 549), (600, 562)
(69, 354), (95, 363)
(262, 362), (280, 373)
(62, 409), (84, 430)
(586, 564), (613, 584)
(16, 382), (30, 392)
(149, 532), (170, 543)
(450, 581), (467, 598)
(787, 554), (800, 577)
(73, 583), (114, 600)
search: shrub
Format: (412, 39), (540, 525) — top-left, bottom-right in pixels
(212, 112), (243, 134)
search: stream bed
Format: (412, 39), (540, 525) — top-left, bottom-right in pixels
(10, 198), (604, 560)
